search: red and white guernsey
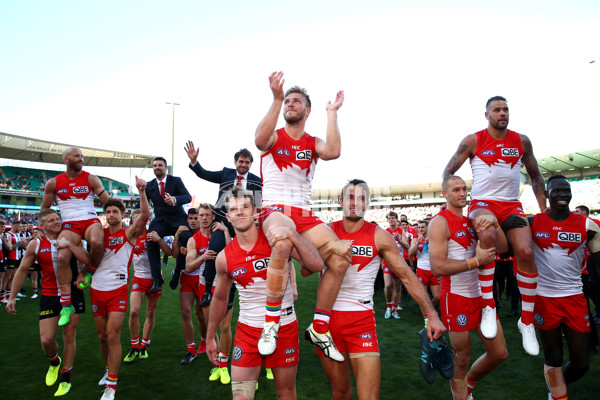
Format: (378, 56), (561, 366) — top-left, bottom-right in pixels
(132, 234), (152, 280)
(531, 212), (588, 297)
(54, 171), (98, 221)
(416, 237), (431, 271)
(34, 236), (61, 296)
(438, 209), (480, 298)
(6, 231), (18, 260)
(224, 230), (295, 328)
(470, 129), (524, 201)
(331, 221), (381, 312)
(260, 128), (318, 209)
(92, 227), (133, 291)
(184, 230), (211, 285)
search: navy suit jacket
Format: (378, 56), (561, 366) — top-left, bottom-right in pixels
(189, 162), (262, 209)
(145, 175), (191, 225)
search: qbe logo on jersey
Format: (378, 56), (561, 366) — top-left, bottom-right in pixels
(253, 258), (269, 272)
(109, 236), (124, 246)
(73, 186), (89, 194)
(352, 245), (373, 257)
(501, 148), (519, 157)
(296, 150), (312, 161)
(558, 232), (581, 243)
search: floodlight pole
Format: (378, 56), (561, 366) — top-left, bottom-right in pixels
(166, 102), (180, 175)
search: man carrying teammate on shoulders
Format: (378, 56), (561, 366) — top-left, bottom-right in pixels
(76, 176), (149, 400)
(529, 175), (599, 400)
(255, 71), (352, 361)
(6, 208), (89, 397)
(443, 96), (545, 355)
(207, 188), (324, 400)
(429, 175), (510, 400)
(42, 147), (110, 326)
(321, 179), (445, 400)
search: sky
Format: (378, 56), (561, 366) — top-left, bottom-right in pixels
(1, 0), (599, 203)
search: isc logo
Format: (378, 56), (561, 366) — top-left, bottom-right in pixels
(276, 148), (290, 157)
(481, 150), (495, 156)
(352, 245), (373, 257)
(232, 267), (246, 278)
(455, 230), (467, 238)
(296, 150), (312, 160)
(253, 258), (269, 271)
(109, 236), (124, 246)
(73, 186), (89, 193)
(501, 148), (519, 157)
(535, 232), (550, 239)
(558, 232), (581, 243)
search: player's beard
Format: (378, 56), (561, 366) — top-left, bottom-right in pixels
(489, 117), (509, 131)
(69, 160), (83, 172)
(283, 110), (304, 125)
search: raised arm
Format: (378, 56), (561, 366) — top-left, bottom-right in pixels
(128, 176), (150, 241)
(255, 71), (284, 152)
(41, 178), (56, 209)
(521, 134), (547, 212)
(206, 251), (234, 366)
(315, 90), (344, 160)
(376, 227), (445, 340)
(442, 134), (477, 180)
(89, 174), (110, 203)
(185, 140), (225, 184)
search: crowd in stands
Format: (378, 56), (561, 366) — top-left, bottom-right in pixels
(0, 210), (37, 224)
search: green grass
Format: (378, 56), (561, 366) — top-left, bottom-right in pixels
(3, 261), (599, 399)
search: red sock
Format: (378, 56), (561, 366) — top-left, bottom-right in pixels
(130, 336), (139, 349)
(467, 377), (477, 395)
(187, 342), (197, 355)
(60, 293), (71, 307)
(141, 338), (150, 349)
(313, 309), (331, 334)
(478, 261), (495, 308)
(517, 269), (538, 325)
(106, 374), (118, 391)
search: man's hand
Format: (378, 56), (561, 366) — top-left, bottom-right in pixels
(329, 240), (352, 263)
(426, 314), (447, 341)
(176, 226), (189, 235)
(266, 225), (292, 247)
(326, 90), (344, 113)
(55, 237), (72, 250)
(474, 242), (496, 266)
(184, 141), (199, 165)
(135, 176), (147, 192)
(74, 272), (87, 291)
(502, 214), (528, 230)
(206, 338), (219, 367)
(269, 71), (285, 102)
(180, 246), (187, 255)
(200, 250), (218, 263)
(147, 231), (161, 242)
(212, 221), (228, 233)
(473, 214), (499, 232)
(5, 299), (16, 314)
(164, 193), (176, 206)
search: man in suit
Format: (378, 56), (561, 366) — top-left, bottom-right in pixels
(182, 141), (262, 304)
(146, 157), (192, 293)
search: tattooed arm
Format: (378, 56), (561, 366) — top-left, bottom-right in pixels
(442, 134), (477, 180)
(521, 134), (547, 212)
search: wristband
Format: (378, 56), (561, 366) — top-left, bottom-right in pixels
(467, 257), (479, 270)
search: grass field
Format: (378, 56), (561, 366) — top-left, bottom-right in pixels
(2, 261), (599, 399)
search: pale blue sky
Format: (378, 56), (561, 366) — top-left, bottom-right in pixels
(1, 1), (599, 200)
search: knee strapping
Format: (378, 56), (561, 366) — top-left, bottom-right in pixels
(231, 380), (257, 399)
(266, 257), (289, 298)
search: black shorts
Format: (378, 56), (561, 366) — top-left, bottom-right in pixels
(7, 259), (19, 269)
(0, 260), (6, 273)
(29, 262), (41, 272)
(39, 288), (85, 320)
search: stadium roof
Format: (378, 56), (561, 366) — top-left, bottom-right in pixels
(530, 149), (600, 175)
(0, 132), (154, 168)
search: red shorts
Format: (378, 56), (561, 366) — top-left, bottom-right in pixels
(534, 294), (591, 333)
(440, 293), (483, 331)
(131, 276), (161, 297)
(316, 310), (379, 356)
(179, 273), (201, 297)
(90, 285), (128, 316)
(232, 321), (299, 368)
(61, 218), (101, 238)
(468, 199), (526, 224)
(260, 204), (323, 233)
(382, 263), (398, 278)
(417, 268), (440, 287)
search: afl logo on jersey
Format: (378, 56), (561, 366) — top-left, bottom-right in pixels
(63, 224), (72, 229)
(558, 232), (581, 243)
(232, 267), (246, 278)
(39, 248), (51, 254)
(269, 206), (283, 212)
(481, 150), (495, 156)
(276, 148), (290, 157)
(284, 347), (296, 355)
(57, 188), (69, 194)
(455, 230), (467, 238)
(501, 148), (519, 157)
(252, 258), (269, 271)
(73, 186), (89, 194)
(456, 314), (467, 326)
(476, 201), (489, 207)
(296, 150), (312, 160)
(360, 333), (372, 340)
(109, 236), (124, 246)
(534, 232), (550, 239)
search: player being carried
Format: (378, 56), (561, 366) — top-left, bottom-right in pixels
(254, 71), (351, 361)
(42, 147), (110, 326)
(442, 96), (546, 355)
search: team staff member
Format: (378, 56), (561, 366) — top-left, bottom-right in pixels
(6, 209), (89, 397)
(530, 175), (600, 399)
(321, 179), (444, 400)
(429, 175), (510, 400)
(409, 219), (440, 325)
